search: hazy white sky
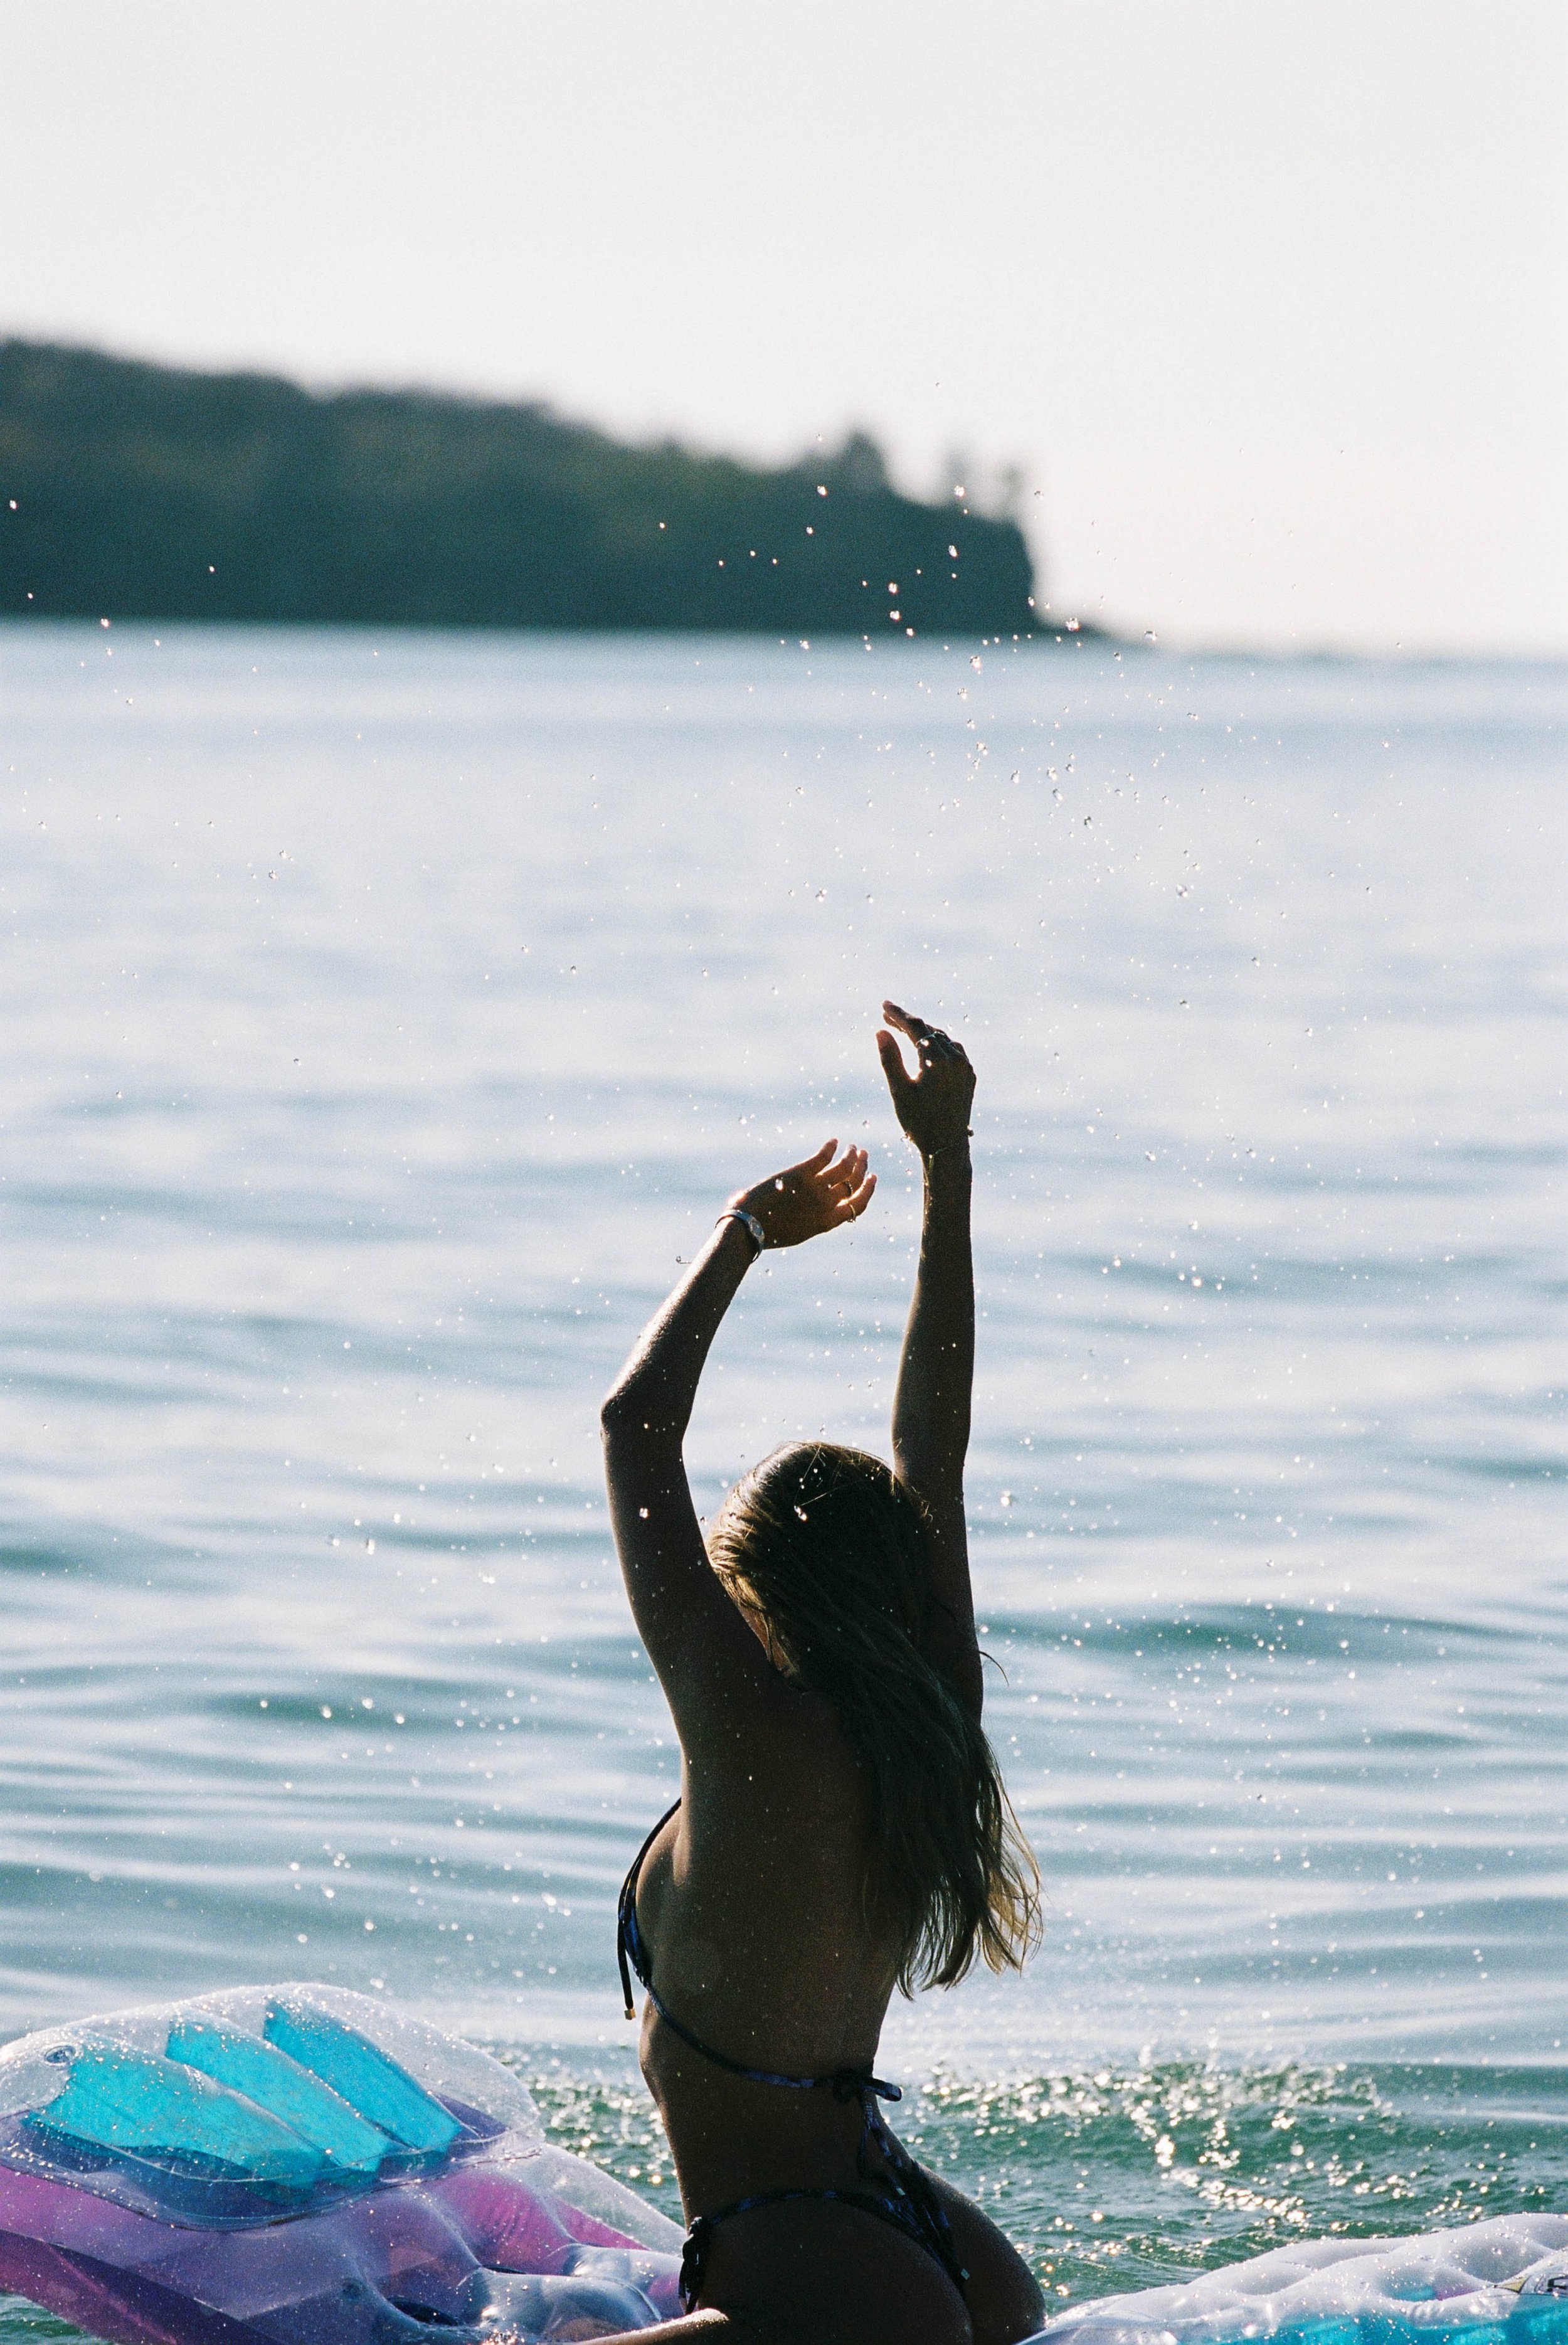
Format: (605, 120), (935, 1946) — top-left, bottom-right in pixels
(3, 1), (1563, 651)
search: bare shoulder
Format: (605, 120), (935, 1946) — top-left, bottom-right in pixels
(676, 1674), (879, 1923)
(683, 1664), (861, 1812)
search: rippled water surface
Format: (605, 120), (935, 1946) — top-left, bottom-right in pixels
(0, 625), (1563, 2306)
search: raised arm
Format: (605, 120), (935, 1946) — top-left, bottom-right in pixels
(876, 1002), (982, 1716)
(601, 1142), (876, 1736)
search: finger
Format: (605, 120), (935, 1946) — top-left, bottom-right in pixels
(791, 1139), (836, 1176)
(824, 1143), (864, 1187)
(883, 999), (942, 1046)
(881, 999), (921, 1038)
(832, 1170), (877, 1223)
(876, 1028), (915, 1096)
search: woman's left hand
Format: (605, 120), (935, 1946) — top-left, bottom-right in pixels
(731, 1141), (876, 1250)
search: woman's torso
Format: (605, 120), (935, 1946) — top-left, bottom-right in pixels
(629, 1686), (906, 2216)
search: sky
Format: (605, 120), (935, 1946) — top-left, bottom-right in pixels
(2, 1), (1564, 653)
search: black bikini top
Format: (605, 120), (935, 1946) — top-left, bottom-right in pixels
(615, 1798), (903, 2114)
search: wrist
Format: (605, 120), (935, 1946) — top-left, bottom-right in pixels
(920, 1129), (973, 1168)
(716, 1204), (766, 1260)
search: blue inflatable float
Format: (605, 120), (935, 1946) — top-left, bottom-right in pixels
(0, 1986), (1562, 2344)
(0, 1986), (685, 2340)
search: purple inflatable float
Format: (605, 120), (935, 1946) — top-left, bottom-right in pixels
(0, 1985), (684, 2342)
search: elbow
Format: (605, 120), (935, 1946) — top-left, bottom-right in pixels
(600, 1384), (636, 1440)
(600, 1383), (672, 1448)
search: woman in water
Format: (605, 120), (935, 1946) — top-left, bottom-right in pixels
(597, 1002), (1044, 2345)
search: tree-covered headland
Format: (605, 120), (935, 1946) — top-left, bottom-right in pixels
(0, 341), (1093, 640)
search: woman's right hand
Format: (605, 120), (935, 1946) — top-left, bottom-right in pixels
(731, 1141), (876, 1250)
(876, 1001), (975, 1159)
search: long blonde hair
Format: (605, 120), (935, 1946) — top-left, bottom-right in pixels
(707, 1440), (1041, 1994)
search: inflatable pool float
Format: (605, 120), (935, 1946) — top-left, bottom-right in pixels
(0, 1986), (1562, 2344)
(1032, 2217), (1568, 2345)
(0, 1986), (684, 2340)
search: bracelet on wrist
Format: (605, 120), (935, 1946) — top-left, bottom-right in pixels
(923, 1129), (973, 1165)
(718, 1206), (766, 1257)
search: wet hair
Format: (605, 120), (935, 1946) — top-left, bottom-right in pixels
(706, 1440), (1041, 1994)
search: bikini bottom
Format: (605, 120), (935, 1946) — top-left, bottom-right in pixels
(679, 2160), (968, 2314)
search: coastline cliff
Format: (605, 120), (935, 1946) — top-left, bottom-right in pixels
(0, 341), (1093, 641)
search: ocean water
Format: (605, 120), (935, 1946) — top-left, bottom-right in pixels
(0, 624), (1563, 2315)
